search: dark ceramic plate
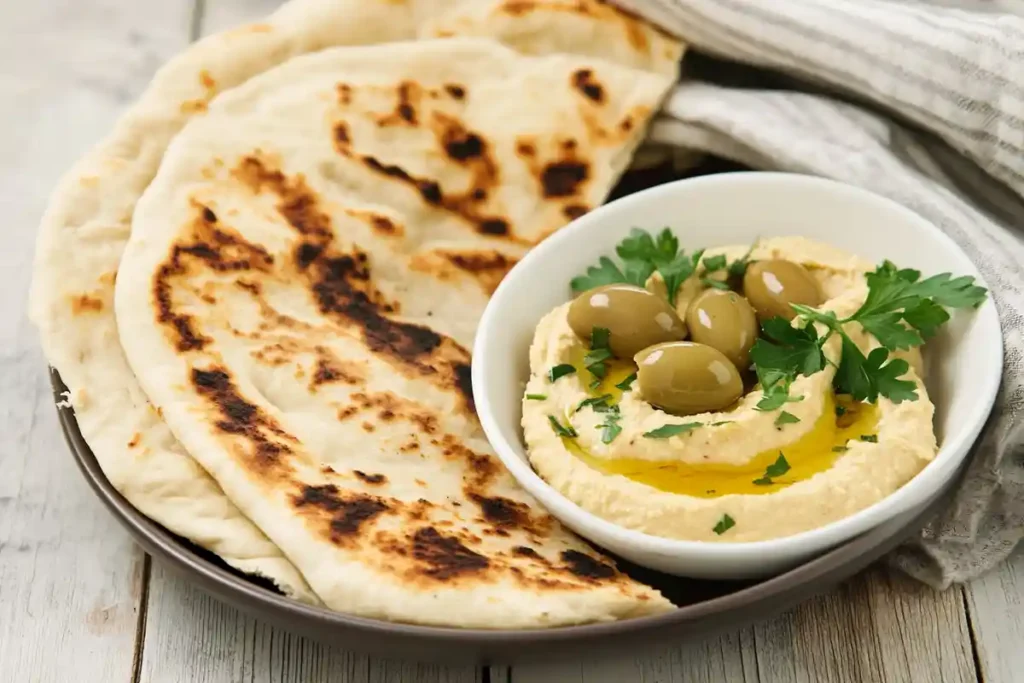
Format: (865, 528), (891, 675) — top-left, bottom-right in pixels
(53, 159), (963, 665)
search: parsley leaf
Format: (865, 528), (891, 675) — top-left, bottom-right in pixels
(752, 317), (826, 378)
(859, 434), (878, 443)
(750, 319), (821, 411)
(728, 242), (757, 279)
(866, 353), (917, 403)
(756, 380), (801, 412)
(703, 254), (728, 272)
(570, 256), (630, 292)
(590, 326), (611, 350)
(599, 410), (623, 444)
(711, 420), (734, 426)
(701, 276), (732, 291)
(901, 298), (949, 339)
(570, 228), (702, 305)
(750, 261), (984, 405)
(643, 422), (701, 439)
(615, 373), (638, 391)
(859, 312), (923, 351)
(548, 415), (577, 438)
(753, 452), (790, 485)
(832, 445), (849, 453)
(835, 343), (917, 404)
(713, 514), (736, 535)
(584, 348), (613, 370)
(548, 364), (576, 382)
(774, 411), (801, 427)
(526, 393), (547, 400)
(584, 327), (613, 384)
(907, 272), (988, 309)
(575, 394), (613, 413)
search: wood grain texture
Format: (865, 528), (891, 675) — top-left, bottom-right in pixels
(964, 549), (1024, 683)
(752, 567), (975, 683)
(0, 1), (192, 681)
(510, 629), (757, 683)
(513, 567), (977, 683)
(138, 563), (480, 683)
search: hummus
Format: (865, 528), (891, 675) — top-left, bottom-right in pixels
(521, 237), (937, 542)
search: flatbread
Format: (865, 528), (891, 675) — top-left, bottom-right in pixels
(31, 0), (683, 624)
(113, 37), (677, 627)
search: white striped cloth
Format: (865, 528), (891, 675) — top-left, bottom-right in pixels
(617, 0), (1024, 587)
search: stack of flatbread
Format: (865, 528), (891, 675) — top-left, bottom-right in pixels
(30, 0), (684, 628)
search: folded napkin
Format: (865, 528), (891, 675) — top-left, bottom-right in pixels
(616, 0), (1024, 587)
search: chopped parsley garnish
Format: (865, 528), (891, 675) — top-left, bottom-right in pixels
(575, 394), (613, 413)
(774, 411), (801, 427)
(615, 372), (638, 391)
(548, 364), (576, 382)
(588, 378), (602, 391)
(548, 415), (577, 438)
(584, 327), (613, 384)
(713, 514), (736, 535)
(702, 254), (728, 272)
(835, 404), (847, 417)
(599, 410), (623, 444)
(749, 261), (986, 405)
(752, 452), (791, 486)
(643, 422), (701, 439)
(711, 420), (734, 426)
(832, 445), (849, 453)
(526, 393), (547, 401)
(570, 228), (704, 305)
(590, 326), (611, 350)
(859, 434), (879, 443)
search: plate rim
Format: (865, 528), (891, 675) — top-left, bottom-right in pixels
(54, 366), (965, 652)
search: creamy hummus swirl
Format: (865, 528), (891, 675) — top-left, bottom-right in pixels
(522, 237), (937, 542)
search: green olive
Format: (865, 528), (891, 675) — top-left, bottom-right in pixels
(568, 284), (686, 358)
(685, 289), (758, 370)
(742, 259), (823, 321)
(635, 342), (744, 416)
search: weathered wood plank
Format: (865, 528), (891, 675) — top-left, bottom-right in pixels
(964, 549), (1024, 683)
(514, 567), (977, 683)
(752, 567), (975, 683)
(509, 629), (757, 683)
(0, 1), (193, 681)
(138, 563), (480, 683)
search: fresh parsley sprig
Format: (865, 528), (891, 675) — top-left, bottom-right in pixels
(570, 228), (703, 305)
(750, 261), (986, 405)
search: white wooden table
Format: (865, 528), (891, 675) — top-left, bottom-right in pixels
(1, 0), (1020, 680)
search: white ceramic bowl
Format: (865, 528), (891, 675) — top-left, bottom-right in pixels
(472, 172), (1002, 579)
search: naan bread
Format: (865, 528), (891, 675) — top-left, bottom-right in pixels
(113, 37), (676, 627)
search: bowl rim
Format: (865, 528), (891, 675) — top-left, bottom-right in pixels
(473, 171), (1002, 561)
